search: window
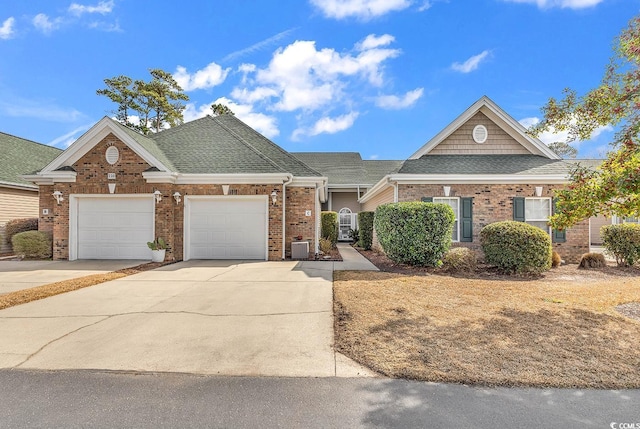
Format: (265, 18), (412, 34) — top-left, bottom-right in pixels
(434, 197), (459, 241)
(525, 198), (551, 233)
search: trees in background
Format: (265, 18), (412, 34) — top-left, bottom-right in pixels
(97, 69), (189, 134)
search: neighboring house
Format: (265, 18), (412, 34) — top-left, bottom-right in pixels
(0, 132), (61, 253)
(24, 115), (326, 261)
(299, 96), (600, 263)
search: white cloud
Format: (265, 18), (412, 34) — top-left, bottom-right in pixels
(48, 124), (93, 148)
(519, 116), (612, 145)
(451, 50), (491, 73)
(293, 112), (359, 139)
(369, 154), (379, 159)
(502, 0), (603, 8)
(173, 63), (230, 91)
(183, 97), (279, 138)
(356, 34), (395, 51)
(69, 0), (115, 16)
(418, 1), (432, 11)
(238, 36), (400, 113)
(0, 98), (83, 122)
(222, 28), (297, 63)
(33, 14), (63, 34)
(375, 87), (424, 109)
(310, 0), (412, 19)
(0, 17), (15, 40)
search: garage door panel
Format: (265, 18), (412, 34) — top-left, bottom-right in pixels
(77, 197), (154, 260)
(188, 198), (267, 260)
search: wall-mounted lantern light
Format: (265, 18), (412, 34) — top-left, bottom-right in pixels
(271, 190), (278, 206)
(153, 190), (162, 204)
(52, 191), (64, 205)
(535, 186), (543, 197)
(173, 192), (182, 205)
(443, 186), (451, 197)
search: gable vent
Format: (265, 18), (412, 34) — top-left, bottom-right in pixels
(472, 125), (488, 144)
(105, 146), (120, 165)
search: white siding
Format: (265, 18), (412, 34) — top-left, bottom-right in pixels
(0, 187), (39, 253)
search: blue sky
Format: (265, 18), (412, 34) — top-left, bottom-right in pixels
(0, 0), (638, 160)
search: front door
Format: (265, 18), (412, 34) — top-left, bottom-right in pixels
(338, 208), (356, 241)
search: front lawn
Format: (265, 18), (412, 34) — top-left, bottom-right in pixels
(334, 267), (640, 388)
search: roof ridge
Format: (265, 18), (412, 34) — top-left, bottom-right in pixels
(211, 116), (285, 173)
(214, 115), (323, 177)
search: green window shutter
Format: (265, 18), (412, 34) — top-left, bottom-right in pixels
(552, 198), (566, 243)
(421, 197), (433, 202)
(513, 197), (525, 222)
(460, 197), (473, 242)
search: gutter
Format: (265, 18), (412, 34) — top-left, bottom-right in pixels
(315, 179), (328, 255)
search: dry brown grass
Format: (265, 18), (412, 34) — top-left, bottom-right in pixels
(0, 262), (166, 311)
(334, 269), (640, 388)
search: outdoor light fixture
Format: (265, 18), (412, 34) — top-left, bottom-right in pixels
(173, 192), (182, 205)
(443, 186), (451, 197)
(153, 190), (162, 204)
(52, 191), (64, 205)
(535, 186), (543, 197)
(271, 190), (278, 206)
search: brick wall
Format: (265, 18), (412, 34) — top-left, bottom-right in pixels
(39, 133), (316, 261)
(397, 183), (589, 263)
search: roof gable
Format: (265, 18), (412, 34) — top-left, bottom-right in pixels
(0, 132), (62, 188)
(40, 117), (173, 174)
(409, 96), (560, 160)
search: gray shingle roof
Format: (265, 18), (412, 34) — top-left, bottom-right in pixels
(291, 152), (368, 184)
(0, 132), (62, 188)
(362, 160), (403, 183)
(111, 120), (177, 171)
(150, 115), (321, 176)
(399, 155), (579, 175)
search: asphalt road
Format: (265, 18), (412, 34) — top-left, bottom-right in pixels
(0, 370), (638, 428)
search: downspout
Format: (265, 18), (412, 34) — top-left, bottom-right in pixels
(315, 179), (328, 256)
(392, 179), (399, 203)
(282, 174), (294, 260)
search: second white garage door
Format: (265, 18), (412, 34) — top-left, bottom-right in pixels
(186, 197), (268, 260)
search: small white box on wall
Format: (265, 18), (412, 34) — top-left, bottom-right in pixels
(305, 210), (312, 217)
(42, 208), (49, 215)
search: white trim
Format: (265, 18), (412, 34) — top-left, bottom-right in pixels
(388, 174), (568, 184)
(0, 181), (38, 191)
(68, 194), (156, 261)
(22, 171), (77, 185)
(358, 175), (392, 204)
(472, 124), (488, 144)
(183, 195), (269, 261)
(40, 117), (172, 174)
(408, 96), (560, 160)
(524, 197), (552, 235)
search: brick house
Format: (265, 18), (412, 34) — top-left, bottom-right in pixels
(23, 96), (597, 263)
(0, 132), (61, 253)
(298, 96), (596, 263)
(24, 115), (326, 261)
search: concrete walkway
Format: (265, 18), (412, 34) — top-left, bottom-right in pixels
(0, 260), (377, 378)
(0, 260), (146, 295)
(334, 243), (379, 271)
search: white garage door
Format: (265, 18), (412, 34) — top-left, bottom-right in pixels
(187, 197), (267, 260)
(77, 197), (154, 259)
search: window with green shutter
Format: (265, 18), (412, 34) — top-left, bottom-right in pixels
(460, 197), (473, 242)
(552, 199), (566, 243)
(421, 197), (433, 202)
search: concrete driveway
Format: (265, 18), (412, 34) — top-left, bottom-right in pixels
(0, 260), (146, 295)
(0, 260), (373, 377)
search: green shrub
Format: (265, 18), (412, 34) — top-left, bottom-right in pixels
(358, 211), (374, 250)
(480, 221), (552, 275)
(321, 211), (338, 245)
(5, 218), (38, 247)
(601, 223), (640, 266)
(578, 252), (606, 269)
(12, 231), (52, 259)
(374, 202), (454, 266)
(551, 250), (562, 268)
(441, 247), (477, 273)
(348, 228), (359, 244)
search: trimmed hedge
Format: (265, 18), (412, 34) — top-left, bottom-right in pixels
(321, 211), (338, 246)
(374, 202), (454, 267)
(4, 217), (38, 247)
(441, 247), (477, 273)
(358, 211), (374, 250)
(12, 231), (52, 259)
(480, 221), (552, 274)
(601, 223), (640, 266)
